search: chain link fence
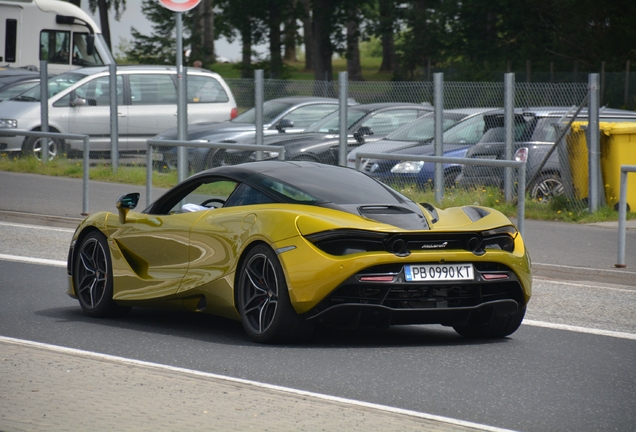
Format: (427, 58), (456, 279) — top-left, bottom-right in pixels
(222, 78), (608, 213)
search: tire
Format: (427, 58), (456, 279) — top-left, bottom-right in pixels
(453, 305), (526, 339)
(530, 173), (564, 202)
(444, 169), (461, 189)
(73, 232), (131, 318)
(206, 149), (226, 168)
(237, 244), (313, 344)
(22, 135), (65, 161)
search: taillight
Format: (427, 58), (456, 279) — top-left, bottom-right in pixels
(514, 147), (528, 162)
(230, 107), (238, 119)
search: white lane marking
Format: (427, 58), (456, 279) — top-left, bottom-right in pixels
(0, 254), (66, 267)
(534, 277), (636, 293)
(0, 221), (75, 233)
(523, 320), (636, 340)
(1, 335), (516, 432)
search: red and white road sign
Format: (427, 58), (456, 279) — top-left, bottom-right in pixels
(158, 0), (201, 12)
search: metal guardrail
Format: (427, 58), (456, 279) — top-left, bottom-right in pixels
(0, 129), (91, 215)
(145, 139), (286, 206)
(616, 165), (636, 268)
(355, 152), (527, 237)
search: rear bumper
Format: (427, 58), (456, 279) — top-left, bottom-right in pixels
(307, 299), (520, 327)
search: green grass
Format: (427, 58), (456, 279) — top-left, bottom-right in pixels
(2, 154), (634, 223)
(208, 57), (394, 82)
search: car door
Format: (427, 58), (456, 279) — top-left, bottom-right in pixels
(63, 74), (125, 151)
(107, 211), (209, 300)
(126, 72), (177, 151)
(272, 103), (339, 134)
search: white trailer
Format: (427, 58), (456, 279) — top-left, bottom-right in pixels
(1, 0), (114, 74)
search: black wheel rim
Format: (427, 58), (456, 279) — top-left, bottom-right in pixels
(240, 252), (279, 335)
(76, 237), (109, 310)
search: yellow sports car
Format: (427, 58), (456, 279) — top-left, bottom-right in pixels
(67, 161), (531, 343)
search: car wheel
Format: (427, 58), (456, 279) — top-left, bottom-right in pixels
(453, 305), (526, 338)
(73, 232), (131, 318)
(237, 244), (313, 344)
(444, 169), (461, 189)
(206, 149), (227, 168)
(22, 135), (65, 161)
(530, 173), (563, 202)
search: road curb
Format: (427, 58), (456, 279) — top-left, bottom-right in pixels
(0, 210), (82, 229)
(533, 262), (635, 286)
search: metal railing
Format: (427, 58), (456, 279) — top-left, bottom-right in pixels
(0, 130), (91, 215)
(145, 139), (286, 206)
(616, 165), (636, 268)
(356, 152), (527, 237)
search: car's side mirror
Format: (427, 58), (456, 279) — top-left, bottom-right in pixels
(276, 119), (294, 132)
(116, 193), (140, 224)
(71, 97), (88, 107)
(87, 34), (95, 56)
(353, 126), (373, 142)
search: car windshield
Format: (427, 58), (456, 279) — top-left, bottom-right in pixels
(385, 112), (465, 142)
(304, 108), (368, 133)
(14, 72), (86, 102)
(250, 165), (405, 205)
(231, 101), (294, 124)
(0, 81), (39, 101)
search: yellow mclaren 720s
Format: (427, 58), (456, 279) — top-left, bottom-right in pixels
(67, 161), (531, 344)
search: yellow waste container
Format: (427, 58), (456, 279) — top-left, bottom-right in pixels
(566, 122), (592, 200)
(566, 122), (636, 209)
(599, 123), (636, 209)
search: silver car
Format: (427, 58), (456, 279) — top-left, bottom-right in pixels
(0, 65), (237, 159)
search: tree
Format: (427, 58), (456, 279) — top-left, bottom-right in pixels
(190, 0), (215, 66)
(312, 0), (342, 81)
(300, 0), (314, 70)
(375, 0), (399, 73)
(88, 0), (127, 52)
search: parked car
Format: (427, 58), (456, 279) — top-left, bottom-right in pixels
(0, 68), (39, 88)
(67, 160), (531, 344)
(223, 102), (434, 166)
(154, 96), (353, 171)
(0, 68), (42, 101)
(362, 109), (501, 187)
(456, 107), (636, 201)
(0, 77), (40, 102)
(0, 65), (236, 159)
(347, 108), (492, 170)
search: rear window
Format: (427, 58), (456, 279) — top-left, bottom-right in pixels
(250, 166), (404, 205)
(188, 75), (229, 103)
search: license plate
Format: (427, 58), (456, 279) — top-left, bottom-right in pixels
(151, 152), (163, 161)
(404, 264), (474, 281)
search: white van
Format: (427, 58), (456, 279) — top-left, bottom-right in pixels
(1, 0), (114, 74)
(0, 65), (238, 158)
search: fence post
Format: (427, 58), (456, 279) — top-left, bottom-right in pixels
(109, 62), (119, 173)
(588, 73), (600, 212)
(433, 73), (444, 203)
(176, 12), (187, 183)
(82, 136), (90, 215)
(39, 60), (49, 164)
(254, 69), (264, 161)
(338, 71), (348, 166)
(504, 73), (515, 202)
(616, 165), (636, 268)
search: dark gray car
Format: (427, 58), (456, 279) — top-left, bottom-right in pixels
(456, 107), (636, 201)
(154, 96), (353, 170)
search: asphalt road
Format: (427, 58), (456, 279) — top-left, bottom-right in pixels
(0, 222), (635, 431)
